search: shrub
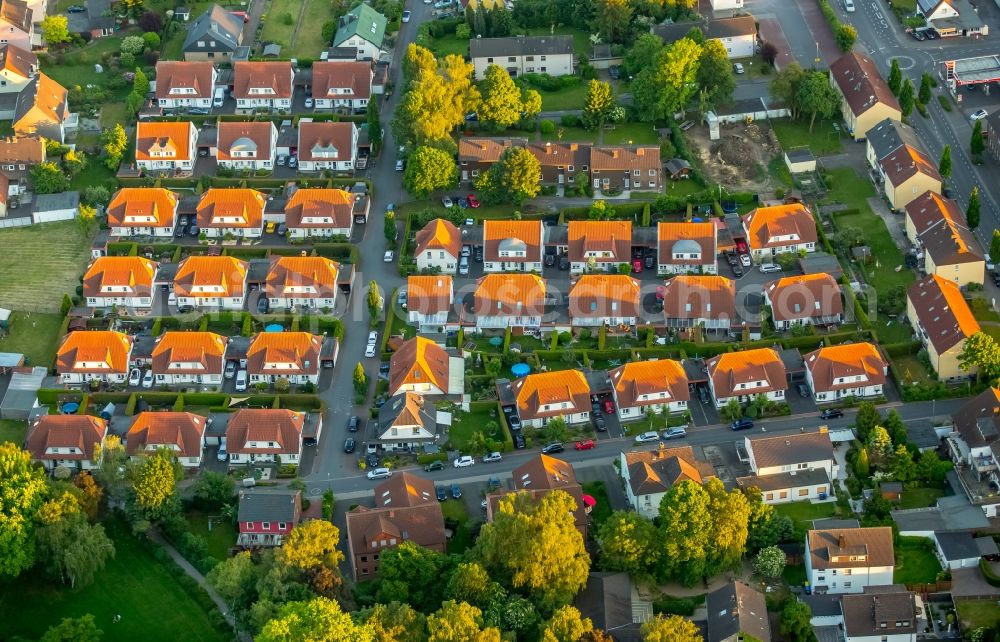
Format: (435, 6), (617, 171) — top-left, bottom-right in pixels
(560, 114), (580, 128)
(539, 119), (555, 135)
(142, 31), (160, 49)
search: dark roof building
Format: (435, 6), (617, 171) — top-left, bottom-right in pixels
(706, 581), (771, 642)
(183, 4), (243, 58)
(470, 34), (574, 59)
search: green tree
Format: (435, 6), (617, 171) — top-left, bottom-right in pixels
(642, 203), (651, 227)
(404, 146), (458, 197)
(797, 71), (840, 131)
(384, 209), (397, 242)
(658, 480), (713, 585)
(704, 477), (750, 575)
(35, 493), (115, 588)
(596, 511), (660, 577)
(474, 490), (590, 611)
(695, 40), (735, 111)
(582, 80), (617, 130)
(353, 362), (368, 396)
(192, 471), (235, 508)
(753, 546), (786, 579)
(72, 472), (102, 521)
(972, 119), (985, 157)
(521, 86), (542, 120)
(258, 597), (373, 642)
(367, 98), (383, 153)
(63, 149), (87, 178)
(641, 615), (703, 642)
(0, 444), (48, 577)
(855, 447), (870, 477)
(403, 43), (437, 83)
(94, 435), (129, 505)
(41, 15), (71, 45)
(623, 33), (663, 78)
(721, 398), (743, 422)
(396, 53), (480, 147)
(770, 63), (807, 116)
(938, 145), (952, 179)
(475, 146), (541, 205)
(360, 601), (428, 642)
(916, 450), (953, 485)
(891, 444), (916, 483)
(128, 450), (177, 518)
(882, 409), (907, 446)
(376, 541), (451, 613)
(967, 186), (981, 230)
(542, 605), (594, 642)
(867, 426), (893, 470)
(428, 601), (501, 642)
(479, 65), (526, 129)
(445, 561), (503, 609)
(835, 24), (857, 51)
(594, 0), (632, 43)
(854, 401), (881, 443)
(367, 280), (383, 321)
(888, 59), (902, 96)
(959, 331), (1000, 381)
(102, 123), (128, 169)
(207, 551), (257, 611)
(633, 38), (701, 122)
(40, 614), (103, 642)
(919, 73), (933, 104)
(898, 78), (914, 118)
(588, 199), (616, 220)
(780, 600), (818, 642)
(278, 520), (344, 573)
(990, 229), (1000, 265)
(133, 67), (150, 95)
(30, 162), (69, 194)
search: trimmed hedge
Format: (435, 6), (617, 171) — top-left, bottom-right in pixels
(35, 389), (322, 412)
(980, 557), (1000, 587)
(472, 400), (514, 452)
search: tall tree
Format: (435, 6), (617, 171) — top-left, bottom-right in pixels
(367, 280), (383, 320)
(695, 40), (735, 111)
(898, 78), (914, 118)
(360, 601), (428, 642)
(40, 615), (103, 642)
(0, 443), (49, 577)
(542, 605), (594, 642)
(40, 15), (71, 45)
(30, 162), (69, 194)
(258, 597), (374, 642)
(427, 601), (501, 642)
(658, 480), (713, 585)
(353, 362), (368, 396)
(375, 541), (451, 613)
(594, 0), (632, 43)
(479, 65), (526, 129)
(596, 511), (660, 577)
(445, 561), (503, 609)
(882, 409), (907, 446)
(403, 146), (458, 197)
(72, 471), (102, 520)
(403, 43), (437, 83)
(207, 551), (257, 611)
(582, 80), (617, 130)
(854, 401), (881, 443)
(991, 229), (1000, 265)
(623, 33), (663, 79)
(474, 490), (590, 611)
(277, 518), (345, 577)
(475, 146), (541, 205)
(972, 119), (985, 157)
(796, 71), (840, 131)
(919, 73), (933, 104)
(938, 145), (952, 179)
(855, 447), (870, 477)
(888, 59), (902, 96)
(867, 426), (894, 469)
(35, 492), (115, 588)
(959, 331), (1000, 381)
(967, 186), (981, 230)
(770, 62), (807, 117)
(102, 124), (128, 169)
(397, 53), (480, 147)
(640, 615), (704, 642)
(128, 450), (177, 518)
(891, 444), (916, 483)
(367, 98), (383, 154)
(780, 600), (818, 642)
(632, 38), (701, 122)
(704, 477), (750, 575)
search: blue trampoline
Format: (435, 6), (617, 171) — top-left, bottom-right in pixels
(265, 324), (284, 332)
(511, 363), (531, 377)
(61, 402), (80, 414)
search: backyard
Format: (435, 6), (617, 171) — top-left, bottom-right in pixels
(770, 118), (843, 156)
(185, 509), (237, 561)
(0, 419), (26, 444)
(899, 487), (946, 509)
(581, 481), (612, 527)
(0, 220), (93, 313)
(446, 403), (504, 451)
(773, 500), (837, 528)
(893, 536), (943, 584)
(958, 600), (1000, 631)
(536, 82), (589, 111)
(442, 498), (478, 555)
(0, 312), (67, 368)
(0, 518), (227, 642)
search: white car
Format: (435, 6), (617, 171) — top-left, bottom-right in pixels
(634, 431), (660, 443)
(740, 254), (751, 267)
(483, 451), (502, 463)
(401, 10), (411, 21)
(128, 368), (141, 387)
(395, 159), (404, 171)
(141, 369), (154, 389)
(971, 109), (989, 121)
(365, 344), (377, 358)
(384, 250), (394, 262)
(442, 196), (454, 208)
(367, 331), (378, 345)
(217, 447), (228, 462)
(759, 263), (781, 274)
(304, 97), (314, 109)
(733, 62), (745, 74)
(367, 467), (392, 480)
(454, 455), (475, 468)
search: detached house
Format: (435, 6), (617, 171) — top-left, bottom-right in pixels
(567, 220), (632, 273)
(183, 4), (243, 61)
(568, 274), (640, 327)
(948, 387), (1000, 517)
(841, 589), (918, 642)
(806, 527), (895, 593)
(126, 411), (208, 467)
(706, 582), (772, 642)
(706, 347), (787, 409)
(0, 0), (32, 53)
(764, 273), (844, 330)
(233, 61), (294, 111)
(345, 473), (446, 579)
(196, 188), (266, 238)
(284, 187), (357, 239)
(82, 256), (157, 310)
(472, 273), (546, 331)
(389, 336), (453, 396)
(296, 121), (358, 173)
(13, 72), (74, 144)
(470, 35), (574, 79)
(458, 137), (527, 183)
(661, 275), (737, 331)
(225, 408), (305, 465)
(483, 219), (543, 272)
(609, 359), (690, 421)
(237, 489), (302, 547)
(917, 0), (987, 37)
(742, 203), (817, 261)
(867, 118), (942, 210)
(906, 274), (979, 380)
(107, 187), (179, 238)
(155, 61), (217, 109)
(26, 415), (106, 471)
(657, 222), (718, 275)
(135, 121), (198, 172)
(619, 447), (715, 518)
(414, 218), (461, 274)
(173, 255), (249, 310)
(509, 369), (590, 427)
(652, 15), (757, 59)
(904, 191), (984, 287)
(737, 430), (837, 504)
(150, 331), (229, 386)
(331, 3), (387, 61)
(0, 43), (36, 96)
(407, 275), (454, 331)
(830, 52), (902, 141)
(591, 145), (662, 193)
(216, 121), (277, 171)
(56, 330), (133, 385)
(804, 342), (888, 403)
(376, 391), (438, 449)
(246, 332), (323, 385)
(311, 61), (372, 110)
(265, 256), (340, 310)
(487, 455), (589, 538)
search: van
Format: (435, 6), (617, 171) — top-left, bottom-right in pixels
(213, 87), (225, 108)
(235, 370), (248, 392)
(843, 0), (854, 10)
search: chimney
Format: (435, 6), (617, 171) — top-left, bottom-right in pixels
(838, 533), (846, 548)
(637, 148), (644, 156)
(569, 143), (578, 151)
(612, 149), (620, 159)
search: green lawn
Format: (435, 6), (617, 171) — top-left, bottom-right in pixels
(537, 82), (589, 111)
(582, 481), (612, 527)
(970, 297), (1000, 323)
(0, 518), (227, 642)
(292, 0), (331, 57)
(442, 499), (477, 555)
(773, 500), (837, 527)
(70, 154), (118, 193)
(430, 34), (468, 58)
(260, 0), (298, 46)
(771, 118), (843, 156)
(891, 355), (935, 386)
(0, 312), (66, 368)
(781, 562), (808, 588)
(894, 537), (942, 584)
(0, 419), (26, 444)
(44, 34), (134, 92)
(603, 122), (661, 145)
(958, 600), (1000, 631)
(659, 179), (705, 200)
(540, 124), (598, 143)
(185, 510), (237, 562)
(447, 405), (503, 450)
(0, 220), (93, 313)
(524, 26), (592, 57)
(899, 487), (946, 509)
(878, 319), (915, 344)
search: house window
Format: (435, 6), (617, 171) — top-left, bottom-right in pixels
(487, 57), (493, 63)
(278, 522), (287, 529)
(262, 522), (271, 530)
(633, 169), (640, 176)
(798, 488), (808, 496)
(507, 57), (516, 62)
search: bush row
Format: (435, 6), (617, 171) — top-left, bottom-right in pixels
(35, 389), (324, 413)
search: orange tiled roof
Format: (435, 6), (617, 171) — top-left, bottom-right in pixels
(804, 342), (887, 393)
(233, 61), (293, 99)
(474, 273), (546, 316)
(512, 369), (591, 420)
(264, 256), (339, 299)
(569, 274), (640, 319)
(881, 144), (941, 187)
(590, 145), (660, 172)
(389, 336), (450, 395)
(610, 359), (690, 409)
(0, 43), (34, 80)
(82, 256), (157, 300)
(226, 408), (304, 454)
(56, 331), (133, 374)
(458, 137), (527, 163)
(16, 72), (68, 126)
(706, 348), (787, 399)
(284, 188), (354, 229)
(906, 192), (984, 267)
(155, 61), (215, 100)
(246, 332), (322, 375)
(567, 220), (632, 263)
(742, 203), (817, 251)
(907, 274), (980, 354)
(173, 256), (249, 299)
(764, 273), (844, 323)
(126, 411), (208, 458)
(26, 415), (106, 461)
(107, 187), (179, 229)
(135, 121), (195, 162)
(661, 275), (736, 321)
(151, 331), (228, 374)
(483, 219), (543, 264)
(311, 61), (372, 100)
(414, 218), (462, 259)
(657, 222), (717, 266)
(196, 188), (266, 229)
(407, 275), (453, 316)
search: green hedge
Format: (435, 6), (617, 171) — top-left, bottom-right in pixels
(313, 242), (361, 265)
(881, 341), (922, 358)
(35, 389), (322, 412)
(981, 557), (1000, 587)
(473, 400), (514, 452)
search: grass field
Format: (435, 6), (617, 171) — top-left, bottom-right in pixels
(260, 0), (298, 46)
(431, 34), (469, 58)
(537, 83), (589, 111)
(0, 312), (66, 368)
(0, 221), (92, 313)
(771, 118), (843, 156)
(44, 34), (133, 92)
(603, 122), (661, 145)
(899, 487), (946, 509)
(0, 518), (227, 642)
(958, 600), (1000, 631)
(540, 124), (598, 143)
(0, 419), (26, 444)
(185, 510), (237, 561)
(773, 500), (836, 527)
(894, 537), (942, 584)
(447, 406), (501, 450)
(891, 355), (935, 386)
(292, 0), (330, 57)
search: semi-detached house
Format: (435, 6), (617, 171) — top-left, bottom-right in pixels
(388, 336), (452, 396)
(706, 347), (787, 409)
(763, 273), (843, 330)
(246, 332), (323, 385)
(225, 408), (305, 466)
(742, 203), (817, 262)
(657, 221), (718, 275)
(126, 411), (208, 467)
(568, 220), (631, 274)
(82, 256), (157, 310)
(233, 61), (293, 111)
(609, 358), (690, 420)
(829, 51), (902, 141)
(311, 61), (372, 110)
(661, 275), (737, 331)
(407, 275), (454, 331)
(619, 446), (715, 518)
(173, 255), (249, 310)
(904, 191), (985, 287)
(736, 429), (837, 504)
(509, 369), (591, 428)
(56, 330), (133, 385)
(215, 121), (277, 171)
(866, 118), (942, 210)
(150, 331), (228, 386)
(806, 526), (895, 593)
(651, 15), (757, 59)
(296, 121), (358, 173)
(472, 273), (546, 331)
(804, 342), (887, 403)
(906, 273), (979, 380)
(568, 274), (640, 327)
(106, 187), (179, 238)
(469, 35), (574, 79)
(26, 414), (107, 472)
(483, 219), (543, 272)
(264, 256), (340, 310)
(841, 589), (918, 642)
(458, 137), (526, 184)
(135, 121), (198, 172)
(284, 187), (358, 239)
(196, 188), (266, 238)
(155, 61), (217, 109)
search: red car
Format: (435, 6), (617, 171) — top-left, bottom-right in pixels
(467, 194), (480, 208)
(632, 258), (642, 273)
(602, 399), (614, 414)
(575, 439), (596, 451)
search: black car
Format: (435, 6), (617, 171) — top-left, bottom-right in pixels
(796, 383), (810, 398)
(820, 409), (844, 419)
(544, 254), (556, 267)
(508, 415), (522, 431)
(609, 65), (621, 80)
(188, 225), (200, 237)
(348, 415), (360, 432)
(366, 452), (380, 468)
(175, 225), (186, 237)
(591, 401), (602, 416)
(730, 418), (754, 431)
(436, 485), (448, 501)
(474, 246), (483, 262)
(725, 250), (738, 266)
(594, 416), (607, 432)
(558, 256), (570, 270)
(513, 432), (526, 449)
(303, 437), (317, 446)
(257, 297), (269, 314)
(698, 386), (709, 404)
(451, 484), (463, 499)
(343, 438), (356, 453)
(644, 254), (655, 269)
(943, 187), (955, 199)
(911, 29), (926, 40)
(541, 442), (564, 454)
(424, 460), (445, 472)
(925, 27), (940, 39)
(732, 263), (744, 277)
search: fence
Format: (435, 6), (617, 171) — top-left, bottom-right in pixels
(0, 216), (32, 229)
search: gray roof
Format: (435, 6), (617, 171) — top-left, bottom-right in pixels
(867, 118), (922, 161)
(706, 581), (771, 642)
(814, 625), (841, 642)
(802, 593), (843, 618)
(33, 191), (79, 212)
(237, 489), (300, 523)
(813, 518), (861, 530)
(470, 35), (574, 60)
(377, 392), (436, 434)
(891, 498), (990, 533)
(183, 4), (242, 54)
(936, 531), (983, 561)
(747, 431), (833, 469)
(0, 365), (45, 418)
(786, 148), (815, 163)
(665, 158), (692, 174)
(574, 572), (638, 635)
(842, 590), (917, 638)
(799, 252), (843, 279)
(736, 468), (831, 493)
(978, 536), (1000, 557)
(652, 15), (757, 45)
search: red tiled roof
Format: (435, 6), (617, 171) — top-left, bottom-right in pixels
(389, 336), (450, 395)
(311, 61), (372, 101)
(216, 121), (275, 162)
(155, 61), (215, 100)
(407, 275), (453, 316)
(610, 359), (690, 409)
(568, 221), (631, 264)
(196, 188), (266, 229)
(706, 348), (787, 399)
(658, 222), (717, 267)
(742, 204), (817, 251)
(764, 273), (843, 323)
(232, 61), (293, 99)
(473, 273), (546, 316)
(226, 408), (304, 454)
(414, 218), (461, 259)
(284, 188), (354, 229)
(483, 219), (543, 264)
(512, 369), (590, 420)
(804, 342), (887, 394)
(126, 411), (207, 458)
(907, 274), (980, 354)
(569, 275), (640, 319)
(26, 414), (106, 461)
(174, 256), (249, 298)
(829, 52), (901, 118)
(135, 121), (195, 162)
(246, 332), (322, 375)
(661, 275), (736, 321)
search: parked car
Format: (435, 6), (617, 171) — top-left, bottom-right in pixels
(591, 400), (602, 416)
(456, 197), (469, 208)
(632, 258), (643, 273)
(575, 439), (596, 451)
(663, 427), (687, 440)
(609, 65), (621, 80)
(971, 109), (989, 121)
(367, 467), (392, 480)
(467, 194), (480, 208)
(276, 223), (287, 235)
(277, 154), (288, 166)
(558, 255), (570, 270)
(128, 368), (142, 386)
(925, 27), (940, 39)
(732, 263), (744, 277)
(384, 250), (395, 262)
(188, 108), (209, 115)
(910, 29), (926, 40)
(224, 362), (236, 379)
(235, 370), (248, 392)
(644, 254), (655, 269)
(424, 460), (444, 472)
(739, 253), (751, 267)
(730, 418), (754, 431)
(188, 225), (199, 237)
(508, 415), (522, 431)
(442, 196), (454, 208)
(436, 485), (447, 501)
(759, 263), (781, 274)
(217, 446), (228, 462)
(454, 455), (475, 468)
(395, 159), (404, 171)
(541, 442), (564, 454)
(450, 484), (462, 499)
(634, 431), (659, 443)
(722, 201), (738, 215)
(594, 416), (607, 432)
(483, 451), (502, 463)
(797, 383), (810, 398)
(344, 438), (356, 453)
(513, 432), (526, 449)
(366, 453), (380, 468)
(304, 97), (314, 109)
(733, 62), (745, 74)
(459, 256), (470, 275)
(401, 9), (411, 21)
(141, 370), (154, 389)
(67, 4), (85, 11)
(698, 386), (709, 404)
(461, 244), (472, 257)
(474, 246), (483, 262)
(725, 250), (738, 265)
(544, 253), (556, 267)
(257, 297), (269, 314)
(602, 399), (614, 414)
(303, 436), (317, 447)
(287, 155), (297, 168)
(365, 344), (377, 358)
(820, 409), (844, 419)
